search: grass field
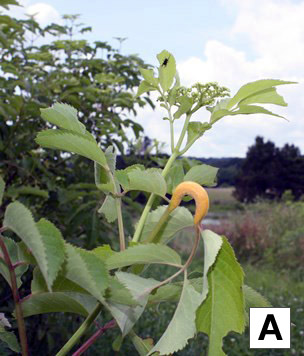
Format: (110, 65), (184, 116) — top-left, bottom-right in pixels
(206, 187), (236, 204)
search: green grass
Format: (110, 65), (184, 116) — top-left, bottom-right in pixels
(205, 187), (242, 212)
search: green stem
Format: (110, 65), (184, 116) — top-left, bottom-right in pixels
(132, 152), (178, 243)
(56, 303), (102, 356)
(170, 120), (175, 153)
(143, 207), (170, 244)
(132, 112), (193, 243)
(116, 197), (125, 250)
(179, 134), (200, 156)
(0, 234), (28, 356)
(175, 113), (192, 153)
(108, 169), (125, 251)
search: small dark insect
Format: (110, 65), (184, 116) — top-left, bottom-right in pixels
(162, 55), (170, 67)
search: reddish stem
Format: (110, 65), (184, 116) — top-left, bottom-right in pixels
(72, 320), (116, 356)
(0, 234), (29, 356)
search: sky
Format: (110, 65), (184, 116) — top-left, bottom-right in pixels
(7, 0), (304, 157)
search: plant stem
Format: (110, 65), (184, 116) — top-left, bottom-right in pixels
(170, 120), (175, 153)
(55, 303), (102, 356)
(143, 207), (170, 243)
(175, 113), (192, 153)
(132, 111), (193, 243)
(116, 197), (125, 250)
(108, 169), (125, 251)
(0, 234), (28, 356)
(140, 225), (200, 296)
(72, 319), (116, 356)
(132, 152), (178, 243)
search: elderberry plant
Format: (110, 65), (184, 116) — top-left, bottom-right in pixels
(0, 50), (295, 356)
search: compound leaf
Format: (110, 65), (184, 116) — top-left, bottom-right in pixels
(148, 276), (201, 355)
(3, 202), (64, 290)
(103, 272), (159, 336)
(121, 168), (167, 197)
(226, 79), (296, 110)
(64, 244), (109, 302)
(36, 129), (107, 168)
(21, 292), (97, 317)
(140, 206), (194, 244)
(106, 243), (181, 270)
(184, 164), (218, 187)
(98, 195), (117, 223)
(0, 236), (27, 288)
(157, 50), (176, 92)
(40, 102), (86, 134)
(239, 87), (287, 107)
(0, 326), (20, 353)
(196, 234), (245, 356)
(136, 80), (157, 97)
(139, 68), (158, 87)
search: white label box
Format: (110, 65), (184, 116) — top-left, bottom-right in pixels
(250, 307), (291, 349)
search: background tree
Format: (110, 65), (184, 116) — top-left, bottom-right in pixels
(0, 3), (155, 354)
(235, 136), (304, 202)
(0, 5), (153, 246)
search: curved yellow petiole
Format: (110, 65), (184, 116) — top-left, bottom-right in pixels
(144, 181), (209, 243)
(168, 181), (209, 225)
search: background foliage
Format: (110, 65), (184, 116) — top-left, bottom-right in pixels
(0, 9), (154, 247)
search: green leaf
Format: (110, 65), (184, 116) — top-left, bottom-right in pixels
(0, 314), (11, 328)
(0, 175), (5, 205)
(121, 168), (167, 197)
(130, 331), (153, 356)
(139, 68), (158, 87)
(21, 292), (97, 317)
(196, 234), (245, 356)
(105, 277), (138, 306)
(104, 145), (117, 173)
(36, 219), (65, 285)
(0, 236), (27, 288)
(3, 203), (64, 290)
(94, 162), (114, 193)
(184, 164), (218, 187)
(140, 206), (194, 244)
(226, 79), (296, 110)
(173, 96), (193, 119)
(239, 87), (287, 106)
(0, 0), (20, 10)
(6, 186), (49, 199)
(211, 104), (286, 124)
(94, 146), (117, 193)
(157, 50), (176, 92)
(243, 285), (271, 325)
(92, 244), (115, 261)
(136, 80), (157, 97)
(148, 275), (202, 355)
(36, 129), (107, 168)
(166, 163), (184, 195)
(106, 243), (181, 270)
(40, 102), (86, 134)
(199, 230), (223, 303)
(186, 122), (212, 146)
(147, 278), (203, 305)
(0, 326), (20, 353)
(64, 244), (109, 302)
(98, 195), (117, 223)
(105, 272), (159, 336)
(168, 72), (181, 105)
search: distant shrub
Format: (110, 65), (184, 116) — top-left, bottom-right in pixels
(206, 201), (304, 270)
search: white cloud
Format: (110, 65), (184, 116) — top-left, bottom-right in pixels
(136, 0), (304, 157)
(26, 3), (61, 25)
(4, 1), (61, 26)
